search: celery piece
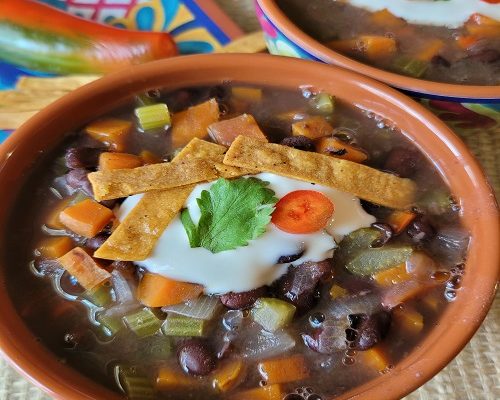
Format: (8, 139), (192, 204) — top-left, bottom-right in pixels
(98, 312), (124, 336)
(135, 103), (171, 131)
(251, 298), (296, 332)
(82, 283), (113, 307)
(310, 92), (335, 115)
(394, 57), (428, 78)
(124, 308), (163, 337)
(346, 246), (413, 276)
(334, 228), (382, 269)
(119, 367), (156, 400)
(161, 314), (206, 337)
(142, 336), (171, 359)
(417, 189), (456, 216)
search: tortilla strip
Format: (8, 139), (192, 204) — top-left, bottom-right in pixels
(94, 139), (253, 261)
(15, 75), (100, 91)
(88, 158), (217, 201)
(223, 136), (417, 210)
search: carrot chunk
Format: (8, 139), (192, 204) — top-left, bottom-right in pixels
(136, 274), (204, 307)
(57, 247), (111, 290)
(46, 197), (75, 229)
(329, 36), (397, 60)
(98, 152), (143, 171)
(291, 116), (333, 139)
(171, 99), (219, 148)
(329, 284), (349, 299)
(208, 114), (268, 146)
(385, 210), (416, 234)
(156, 367), (196, 390)
(231, 87), (263, 102)
(230, 384), (283, 400)
(370, 9), (406, 28)
(360, 346), (390, 372)
(59, 199), (114, 238)
(393, 304), (424, 335)
(316, 137), (368, 163)
(37, 236), (74, 259)
(382, 280), (438, 309)
(213, 359), (245, 392)
(85, 118), (132, 151)
(258, 354), (309, 385)
(373, 263), (411, 286)
(466, 13), (500, 38)
(415, 39), (444, 61)
(456, 35), (481, 51)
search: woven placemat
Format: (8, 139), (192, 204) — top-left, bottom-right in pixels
(1, 1), (499, 399)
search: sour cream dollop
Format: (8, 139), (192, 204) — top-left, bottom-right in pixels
(348, 0), (500, 28)
(118, 173), (375, 294)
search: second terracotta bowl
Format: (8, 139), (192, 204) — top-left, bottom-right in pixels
(0, 54), (498, 400)
(256, 0), (500, 103)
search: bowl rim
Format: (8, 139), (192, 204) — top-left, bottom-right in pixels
(0, 53), (498, 400)
(257, 0), (500, 101)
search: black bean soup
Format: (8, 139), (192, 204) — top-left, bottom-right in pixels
(277, 0), (500, 85)
(4, 83), (470, 400)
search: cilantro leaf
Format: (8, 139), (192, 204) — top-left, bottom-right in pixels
(181, 177), (278, 253)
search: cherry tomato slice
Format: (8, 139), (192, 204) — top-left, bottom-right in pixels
(272, 190), (334, 234)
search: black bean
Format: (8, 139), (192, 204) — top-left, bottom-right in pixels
(59, 271), (85, 296)
(280, 135), (315, 152)
(467, 48), (500, 63)
(275, 260), (331, 313)
(407, 216), (435, 243)
(85, 234), (110, 251)
(65, 168), (93, 196)
(177, 339), (216, 376)
(383, 147), (420, 178)
(349, 311), (391, 351)
(277, 251), (304, 264)
(65, 147), (102, 170)
(431, 55), (451, 68)
(370, 223), (393, 247)
(220, 286), (267, 310)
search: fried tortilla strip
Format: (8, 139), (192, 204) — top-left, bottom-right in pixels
(88, 158), (217, 201)
(94, 139), (251, 261)
(15, 75), (100, 91)
(224, 136), (417, 210)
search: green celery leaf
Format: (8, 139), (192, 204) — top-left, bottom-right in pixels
(181, 177), (278, 253)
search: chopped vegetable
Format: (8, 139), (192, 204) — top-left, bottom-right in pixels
(382, 280), (438, 309)
(141, 336), (172, 360)
(360, 346), (390, 372)
(309, 92), (335, 115)
(251, 298), (296, 332)
(393, 57), (429, 78)
(393, 304), (424, 334)
(373, 263), (411, 286)
(156, 367), (196, 390)
(36, 236), (74, 259)
(370, 9), (406, 28)
(291, 116), (333, 139)
(135, 103), (171, 131)
(223, 136), (417, 210)
(88, 158), (217, 201)
(416, 39), (444, 61)
(161, 314), (206, 337)
(272, 190), (334, 234)
(57, 247), (111, 290)
(59, 199), (114, 238)
(213, 359), (245, 392)
(385, 210), (416, 234)
(329, 36), (397, 60)
(230, 384), (283, 400)
(334, 228), (413, 276)
(316, 137), (368, 163)
(465, 13), (500, 38)
(98, 312), (124, 336)
(119, 366), (156, 400)
(0, 0), (177, 75)
(181, 177), (277, 253)
(99, 152), (143, 171)
(82, 283), (113, 307)
(237, 327), (296, 359)
(136, 274), (203, 308)
(45, 197), (76, 230)
(171, 99), (220, 148)
(85, 118), (132, 152)
(208, 114), (268, 146)
(123, 308), (163, 337)
(231, 86), (263, 102)
(330, 284), (349, 299)
(258, 354), (309, 384)
(162, 296), (221, 320)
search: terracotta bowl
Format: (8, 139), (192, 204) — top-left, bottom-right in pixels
(0, 54), (498, 400)
(255, 0), (500, 103)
